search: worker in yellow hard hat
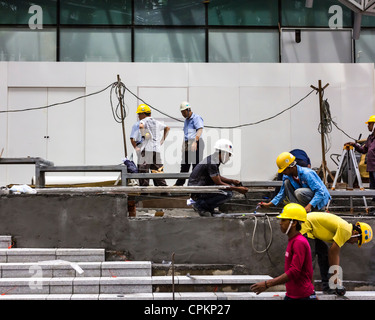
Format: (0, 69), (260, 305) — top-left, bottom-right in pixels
(133, 104), (170, 187)
(346, 115), (375, 206)
(301, 211), (373, 295)
(259, 151), (331, 213)
(251, 204), (316, 300)
(130, 104), (151, 152)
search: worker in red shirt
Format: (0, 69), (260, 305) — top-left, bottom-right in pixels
(250, 203), (316, 300)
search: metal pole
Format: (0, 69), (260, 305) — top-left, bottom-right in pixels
(318, 80), (327, 184)
(311, 80), (330, 185)
(172, 252), (175, 300)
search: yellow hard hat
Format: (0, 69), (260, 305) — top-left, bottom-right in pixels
(365, 115), (375, 124)
(276, 152), (296, 173)
(277, 203), (307, 222)
(356, 221), (373, 247)
(136, 104), (151, 114)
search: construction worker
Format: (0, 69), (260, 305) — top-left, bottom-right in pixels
(175, 101), (204, 186)
(187, 139), (248, 216)
(260, 152), (331, 213)
(135, 104), (170, 187)
(271, 149), (311, 198)
(130, 118), (142, 152)
(301, 211), (373, 295)
(346, 115), (375, 202)
(251, 203), (316, 300)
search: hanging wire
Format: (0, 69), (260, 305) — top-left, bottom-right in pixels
(318, 91), (357, 156)
(109, 81), (128, 123)
(0, 79), (359, 141)
(123, 84), (316, 129)
(0, 83), (115, 114)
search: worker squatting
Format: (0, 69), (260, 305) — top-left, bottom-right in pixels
(130, 103), (375, 300)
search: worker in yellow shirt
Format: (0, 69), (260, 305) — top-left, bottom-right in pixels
(301, 212), (373, 295)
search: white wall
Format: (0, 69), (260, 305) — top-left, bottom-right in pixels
(0, 62), (374, 185)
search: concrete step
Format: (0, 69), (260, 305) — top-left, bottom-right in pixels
(0, 291), (374, 300)
(0, 248), (105, 263)
(0, 261), (152, 278)
(0, 236), (12, 249)
(0, 275), (271, 295)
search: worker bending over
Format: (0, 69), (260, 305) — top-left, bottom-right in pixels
(251, 204), (316, 300)
(260, 152), (331, 213)
(188, 139), (248, 216)
(301, 211), (373, 295)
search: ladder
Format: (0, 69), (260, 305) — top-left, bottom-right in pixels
(327, 144), (368, 213)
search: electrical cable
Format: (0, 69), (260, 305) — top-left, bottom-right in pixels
(0, 80), (342, 137)
(0, 82), (116, 114)
(318, 92), (357, 155)
(109, 81), (127, 123)
(123, 84), (316, 129)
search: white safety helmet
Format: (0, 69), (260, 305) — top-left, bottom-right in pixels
(214, 139), (234, 155)
(214, 139), (234, 164)
(180, 101), (191, 111)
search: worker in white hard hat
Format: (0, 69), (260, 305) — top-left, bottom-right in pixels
(187, 139), (248, 216)
(301, 211), (373, 295)
(259, 152), (331, 213)
(251, 203), (317, 300)
(346, 115), (375, 204)
(175, 101), (204, 186)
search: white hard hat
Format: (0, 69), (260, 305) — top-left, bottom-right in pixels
(180, 101), (191, 111)
(214, 139), (234, 155)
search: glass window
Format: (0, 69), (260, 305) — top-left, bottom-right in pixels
(361, 15), (375, 27)
(134, 28), (205, 62)
(60, 28), (131, 62)
(281, 0), (352, 27)
(281, 29), (353, 63)
(0, 28), (56, 61)
(208, 0), (278, 26)
(60, 0), (132, 25)
(0, 0), (57, 25)
(355, 30), (375, 63)
(209, 29), (279, 62)
(134, 0), (205, 25)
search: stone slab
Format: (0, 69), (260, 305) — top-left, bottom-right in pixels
(55, 248), (105, 262)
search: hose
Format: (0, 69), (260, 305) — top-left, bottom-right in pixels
(251, 214), (273, 254)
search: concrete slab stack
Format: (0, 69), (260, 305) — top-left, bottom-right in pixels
(0, 235), (373, 300)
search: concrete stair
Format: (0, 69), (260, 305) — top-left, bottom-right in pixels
(0, 235), (374, 300)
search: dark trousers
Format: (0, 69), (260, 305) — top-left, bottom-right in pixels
(369, 171), (375, 200)
(137, 151), (167, 187)
(193, 190), (233, 214)
(307, 237), (330, 291)
(175, 139), (204, 186)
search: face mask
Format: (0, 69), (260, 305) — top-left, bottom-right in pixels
(220, 152), (230, 164)
(285, 220), (294, 234)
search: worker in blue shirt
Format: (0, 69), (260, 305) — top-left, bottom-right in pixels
(175, 101), (205, 186)
(260, 152), (331, 212)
